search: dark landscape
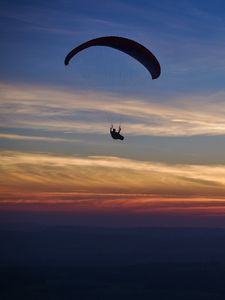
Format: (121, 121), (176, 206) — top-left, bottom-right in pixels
(1, 224), (225, 299)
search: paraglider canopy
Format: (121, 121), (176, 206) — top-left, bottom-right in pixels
(64, 36), (161, 79)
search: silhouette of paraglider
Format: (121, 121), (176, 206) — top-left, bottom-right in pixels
(64, 36), (161, 140)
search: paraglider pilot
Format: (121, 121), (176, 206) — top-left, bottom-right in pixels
(110, 125), (124, 140)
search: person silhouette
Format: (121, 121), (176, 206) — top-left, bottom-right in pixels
(110, 125), (124, 140)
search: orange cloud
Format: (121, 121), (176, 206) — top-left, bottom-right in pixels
(1, 150), (225, 197)
(1, 192), (225, 221)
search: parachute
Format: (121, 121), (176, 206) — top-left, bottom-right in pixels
(64, 36), (161, 79)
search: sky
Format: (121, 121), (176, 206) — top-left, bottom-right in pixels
(1, 0), (225, 227)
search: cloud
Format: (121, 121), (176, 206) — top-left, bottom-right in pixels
(1, 82), (225, 137)
(1, 191), (225, 216)
(1, 150), (225, 197)
(0, 133), (78, 143)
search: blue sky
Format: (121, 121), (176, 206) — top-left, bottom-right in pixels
(1, 0), (225, 96)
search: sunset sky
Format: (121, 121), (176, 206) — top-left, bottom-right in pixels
(1, 0), (225, 227)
